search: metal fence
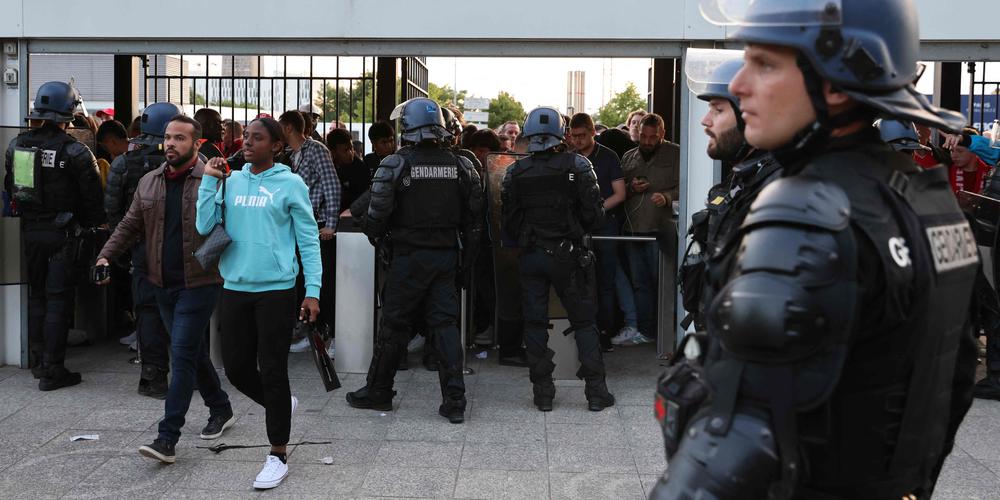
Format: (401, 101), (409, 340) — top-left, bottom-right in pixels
(968, 61), (1000, 132)
(141, 55), (377, 147)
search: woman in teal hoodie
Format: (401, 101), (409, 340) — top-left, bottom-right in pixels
(197, 117), (321, 490)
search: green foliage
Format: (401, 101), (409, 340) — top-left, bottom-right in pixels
(317, 73), (376, 124)
(488, 91), (526, 130)
(594, 82), (646, 128)
(428, 82), (468, 111)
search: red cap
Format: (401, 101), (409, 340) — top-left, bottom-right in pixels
(96, 108), (115, 117)
(255, 113), (272, 119)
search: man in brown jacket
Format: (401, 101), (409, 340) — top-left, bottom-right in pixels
(620, 113), (680, 344)
(95, 115), (234, 464)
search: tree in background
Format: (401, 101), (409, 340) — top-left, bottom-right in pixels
(317, 73), (376, 124)
(429, 82), (468, 111)
(595, 82), (646, 128)
(488, 91), (526, 129)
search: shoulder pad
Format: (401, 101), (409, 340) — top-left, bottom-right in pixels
(64, 141), (94, 158)
(571, 153), (594, 173)
(741, 176), (850, 232)
(456, 154), (476, 172)
(379, 154), (405, 170)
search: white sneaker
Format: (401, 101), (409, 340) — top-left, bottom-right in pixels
(288, 337), (310, 353)
(253, 455), (289, 490)
(622, 331), (655, 346)
(119, 331), (137, 346)
(407, 335), (425, 353)
(611, 326), (639, 346)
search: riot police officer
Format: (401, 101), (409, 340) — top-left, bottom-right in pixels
(500, 107), (614, 412)
(680, 50), (781, 331)
(346, 98), (483, 424)
(104, 102), (182, 399)
(3, 81), (106, 390)
(652, 0), (978, 498)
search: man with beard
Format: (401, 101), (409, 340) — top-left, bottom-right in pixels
(194, 108), (225, 160)
(678, 50), (781, 330)
(96, 115), (235, 464)
(620, 113), (680, 350)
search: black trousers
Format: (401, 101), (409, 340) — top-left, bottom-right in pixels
(220, 288), (296, 446)
(23, 226), (75, 367)
(519, 248), (606, 397)
(365, 247), (465, 403)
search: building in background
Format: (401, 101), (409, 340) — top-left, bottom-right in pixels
(566, 70), (585, 116)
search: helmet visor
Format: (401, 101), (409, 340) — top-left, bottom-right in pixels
(389, 102), (407, 121)
(685, 48), (745, 96)
(699, 0), (842, 26)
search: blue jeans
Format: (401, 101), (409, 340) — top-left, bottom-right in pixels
(154, 284), (231, 444)
(614, 262), (637, 328)
(592, 215), (619, 335)
(625, 239), (660, 336)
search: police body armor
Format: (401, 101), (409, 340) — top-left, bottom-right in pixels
(679, 153), (781, 330)
(106, 146), (165, 228)
(9, 128), (83, 218)
(654, 136), (978, 499)
(504, 151), (587, 248)
(389, 145), (464, 248)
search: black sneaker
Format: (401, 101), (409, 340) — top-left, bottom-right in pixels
(38, 366), (82, 391)
(200, 409), (236, 439)
(138, 439), (176, 464)
(346, 387), (394, 411)
(438, 399), (466, 424)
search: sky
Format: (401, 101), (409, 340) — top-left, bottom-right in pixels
(425, 57), (652, 115)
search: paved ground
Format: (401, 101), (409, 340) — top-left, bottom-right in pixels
(0, 341), (998, 499)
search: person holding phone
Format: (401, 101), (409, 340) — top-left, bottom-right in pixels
(196, 116), (322, 490)
(95, 115), (236, 465)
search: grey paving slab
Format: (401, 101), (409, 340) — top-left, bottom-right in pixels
(286, 439), (381, 466)
(639, 474), (661, 498)
(374, 440), (464, 469)
(954, 414), (1000, 461)
(38, 429), (145, 457)
(549, 472), (646, 500)
(179, 459), (264, 491)
(2, 404), (95, 446)
(62, 454), (194, 499)
(469, 398), (546, 424)
(463, 420), (545, 444)
(70, 408), (163, 432)
(546, 423), (629, 448)
(547, 445), (637, 474)
(544, 403), (622, 425)
(302, 415), (392, 441)
(453, 469), (550, 500)
(0, 452), (110, 499)
(359, 466), (458, 498)
(160, 488), (260, 499)
(385, 415), (468, 442)
(460, 442), (547, 471)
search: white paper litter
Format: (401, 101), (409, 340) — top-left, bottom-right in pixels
(321, 457), (334, 465)
(70, 435), (99, 442)
(475, 351), (488, 359)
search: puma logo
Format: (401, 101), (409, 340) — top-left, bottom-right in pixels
(259, 186), (280, 204)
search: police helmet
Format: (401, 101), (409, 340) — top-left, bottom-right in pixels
(27, 81), (82, 123)
(522, 107), (565, 153)
(876, 119), (928, 153)
(390, 98), (451, 143)
(131, 102), (184, 146)
(686, 49), (746, 132)
(701, 0), (966, 133)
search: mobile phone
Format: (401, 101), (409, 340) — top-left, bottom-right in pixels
(91, 264), (110, 283)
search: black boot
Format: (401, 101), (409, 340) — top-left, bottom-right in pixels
(346, 386), (395, 411)
(584, 378), (616, 411)
(138, 365), (168, 400)
(438, 398), (467, 424)
(39, 364), (82, 391)
(527, 348), (557, 412)
(29, 349), (45, 379)
(974, 375), (1000, 401)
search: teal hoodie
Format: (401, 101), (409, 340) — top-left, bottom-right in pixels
(196, 162), (322, 298)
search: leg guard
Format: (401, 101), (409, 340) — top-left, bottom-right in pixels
(526, 347), (556, 401)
